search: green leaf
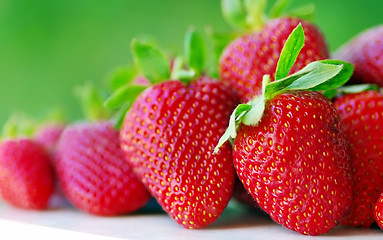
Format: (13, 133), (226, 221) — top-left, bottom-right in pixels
(286, 3), (316, 22)
(244, 0), (268, 31)
(323, 84), (379, 99)
(311, 60), (354, 91)
(221, 0), (249, 30)
(266, 60), (353, 99)
(214, 103), (252, 154)
(269, 0), (292, 18)
(106, 65), (138, 91)
(104, 84), (147, 110)
(275, 23), (305, 80)
(285, 62), (343, 91)
(131, 39), (170, 85)
(184, 28), (205, 76)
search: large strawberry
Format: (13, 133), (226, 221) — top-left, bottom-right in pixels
(215, 25), (354, 235)
(218, 1), (329, 102)
(107, 29), (238, 229)
(334, 25), (383, 87)
(0, 138), (54, 210)
(54, 121), (151, 215)
(333, 89), (383, 227)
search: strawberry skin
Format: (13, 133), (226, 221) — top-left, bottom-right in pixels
(220, 17), (329, 102)
(233, 91), (352, 235)
(374, 192), (383, 230)
(54, 121), (151, 216)
(0, 138), (54, 209)
(334, 25), (383, 86)
(334, 90), (383, 227)
(120, 77), (238, 229)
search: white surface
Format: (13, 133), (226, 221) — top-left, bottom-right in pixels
(0, 202), (382, 240)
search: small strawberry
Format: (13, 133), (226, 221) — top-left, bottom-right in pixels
(54, 121), (151, 216)
(107, 29), (238, 228)
(215, 25), (354, 235)
(333, 89), (383, 227)
(218, 1), (329, 102)
(374, 192), (383, 230)
(0, 138), (54, 210)
(334, 25), (383, 87)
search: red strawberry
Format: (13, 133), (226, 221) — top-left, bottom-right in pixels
(334, 90), (383, 227)
(220, 17), (329, 102)
(120, 76), (238, 229)
(54, 121), (151, 216)
(374, 192), (383, 230)
(232, 91), (352, 235)
(0, 138), (54, 209)
(334, 25), (383, 87)
(215, 24), (354, 235)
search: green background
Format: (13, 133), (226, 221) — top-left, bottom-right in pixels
(0, 0), (382, 125)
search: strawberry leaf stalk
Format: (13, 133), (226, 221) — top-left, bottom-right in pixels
(215, 24), (354, 235)
(109, 28), (238, 229)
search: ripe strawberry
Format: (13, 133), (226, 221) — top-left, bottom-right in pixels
(120, 76), (238, 229)
(334, 25), (383, 87)
(220, 17), (329, 102)
(374, 192), (383, 230)
(215, 24), (354, 235)
(233, 91), (352, 235)
(54, 121), (151, 216)
(334, 90), (383, 227)
(0, 138), (54, 209)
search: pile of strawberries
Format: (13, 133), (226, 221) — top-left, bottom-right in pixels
(1, 0), (383, 236)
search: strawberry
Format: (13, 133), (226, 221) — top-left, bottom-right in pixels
(120, 77), (237, 229)
(374, 192), (383, 230)
(0, 138), (54, 210)
(54, 121), (151, 216)
(107, 29), (239, 228)
(219, 0), (329, 102)
(334, 25), (383, 87)
(215, 25), (354, 235)
(333, 90), (383, 227)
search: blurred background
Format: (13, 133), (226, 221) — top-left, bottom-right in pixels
(0, 0), (382, 126)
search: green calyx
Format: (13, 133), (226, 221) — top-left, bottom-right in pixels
(221, 0), (316, 32)
(213, 23), (354, 154)
(104, 28), (208, 129)
(1, 114), (37, 141)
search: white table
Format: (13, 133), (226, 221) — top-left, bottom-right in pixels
(0, 200), (382, 240)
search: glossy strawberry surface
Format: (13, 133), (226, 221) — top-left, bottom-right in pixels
(220, 17), (329, 102)
(0, 138), (54, 209)
(334, 25), (383, 86)
(54, 121), (151, 216)
(120, 77), (238, 229)
(233, 91), (352, 235)
(334, 90), (383, 227)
